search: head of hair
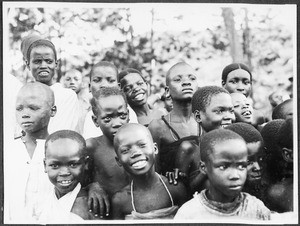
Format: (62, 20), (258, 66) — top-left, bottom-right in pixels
(90, 86), (127, 116)
(272, 98), (292, 120)
(21, 34), (57, 62)
(200, 128), (245, 163)
(277, 118), (293, 149)
(89, 61), (118, 80)
(192, 86), (229, 113)
(226, 122), (263, 144)
(165, 62), (190, 86)
(45, 130), (87, 156)
(118, 68), (145, 85)
(221, 63), (252, 84)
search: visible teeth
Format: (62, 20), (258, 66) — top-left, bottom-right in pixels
(60, 180), (71, 184)
(132, 160), (147, 169)
(40, 72), (48, 76)
(135, 93), (144, 100)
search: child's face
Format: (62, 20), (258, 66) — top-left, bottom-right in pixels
(27, 46), (57, 86)
(281, 101), (293, 120)
(200, 93), (235, 132)
(231, 93), (253, 124)
(121, 73), (148, 107)
(204, 139), (248, 203)
(64, 72), (83, 94)
(44, 138), (87, 198)
(93, 95), (129, 140)
(167, 64), (198, 101)
(16, 88), (53, 133)
(222, 69), (252, 97)
(246, 141), (264, 183)
(90, 66), (118, 96)
(115, 125), (157, 176)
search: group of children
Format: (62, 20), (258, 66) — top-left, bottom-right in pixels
(4, 33), (295, 223)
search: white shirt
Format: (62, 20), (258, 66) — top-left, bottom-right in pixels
(49, 83), (79, 134)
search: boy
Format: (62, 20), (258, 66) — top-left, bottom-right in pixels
(118, 68), (164, 126)
(148, 62), (199, 175)
(226, 123), (266, 200)
(174, 86), (235, 193)
(82, 61), (137, 139)
(174, 129), (271, 220)
(230, 92), (253, 125)
(265, 118), (293, 212)
(62, 69), (92, 134)
(86, 87), (131, 204)
(221, 63), (265, 127)
(20, 33), (79, 134)
(40, 130), (98, 222)
(5, 82), (56, 222)
(272, 98), (293, 120)
(112, 123), (188, 219)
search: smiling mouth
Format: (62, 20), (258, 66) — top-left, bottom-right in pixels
(242, 111), (252, 117)
(22, 122), (33, 127)
(57, 180), (73, 186)
(220, 124), (230, 128)
(131, 159), (147, 169)
(39, 71), (49, 76)
(133, 93), (145, 101)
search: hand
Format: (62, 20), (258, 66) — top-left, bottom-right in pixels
(165, 168), (187, 185)
(87, 182), (110, 218)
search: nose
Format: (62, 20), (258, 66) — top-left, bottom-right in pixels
(130, 146), (142, 158)
(229, 168), (240, 180)
(99, 80), (109, 88)
(223, 110), (235, 122)
(111, 118), (123, 129)
(182, 77), (191, 86)
(236, 82), (245, 92)
(59, 166), (71, 176)
(251, 162), (261, 172)
(21, 109), (30, 118)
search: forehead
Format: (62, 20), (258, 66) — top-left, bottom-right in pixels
(30, 46), (55, 58)
(209, 139), (247, 161)
(169, 64), (195, 77)
(92, 66), (117, 78)
(247, 141), (263, 156)
(65, 72), (82, 78)
(97, 95), (126, 110)
(17, 87), (49, 104)
(207, 93), (232, 109)
(116, 126), (151, 146)
(226, 69), (251, 80)
(231, 93), (246, 102)
(46, 138), (83, 158)
(122, 73), (143, 83)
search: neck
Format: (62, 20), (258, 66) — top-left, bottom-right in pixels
(171, 100), (192, 119)
(131, 103), (151, 116)
(25, 128), (49, 141)
(132, 167), (158, 190)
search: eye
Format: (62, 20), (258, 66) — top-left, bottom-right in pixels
(45, 59), (53, 64)
(189, 75), (196, 80)
(120, 148), (129, 154)
(33, 59), (42, 64)
(244, 80), (251, 85)
(30, 106), (40, 111)
(137, 81), (144, 86)
(229, 80), (237, 84)
(109, 79), (116, 83)
(238, 163), (247, 170)
(92, 78), (99, 83)
(247, 160), (254, 166)
(234, 105), (240, 108)
(50, 164), (59, 169)
(69, 163), (79, 168)
(139, 143), (146, 148)
(103, 116), (111, 123)
(123, 86), (132, 93)
(16, 106), (23, 111)
(219, 165), (226, 170)
(119, 113), (128, 119)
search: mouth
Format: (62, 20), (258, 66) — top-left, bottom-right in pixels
(242, 110), (252, 118)
(229, 185), (242, 190)
(182, 88), (193, 93)
(57, 179), (73, 187)
(220, 124), (231, 129)
(133, 93), (145, 101)
(249, 174), (261, 180)
(22, 122), (33, 127)
(131, 159), (147, 170)
(39, 71), (50, 77)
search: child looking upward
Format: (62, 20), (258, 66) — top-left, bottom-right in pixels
(112, 123), (188, 219)
(230, 92), (253, 125)
(148, 62), (199, 175)
(175, 129), (271, 221)
(41, 130), (99, 222)
(118, 68), (164, 126)
(20, 33), (79, 134)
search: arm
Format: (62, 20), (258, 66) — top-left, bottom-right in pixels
(148, 119), (163, 173)
(111, 191), (127, 220)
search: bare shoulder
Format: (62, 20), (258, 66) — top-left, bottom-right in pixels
(111, 185), (131, 219)
(160, 175), (189, 206)
(86, 136), (103, 153)
(72, 188), (100, 220)
(148, 116), (168, 137)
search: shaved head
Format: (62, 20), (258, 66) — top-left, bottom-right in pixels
(166, 62), (194, 86)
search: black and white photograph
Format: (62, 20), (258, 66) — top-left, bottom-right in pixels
(2, 1), (298, 224)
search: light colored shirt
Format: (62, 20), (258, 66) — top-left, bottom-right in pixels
(49, 83), (79, 134)
(38, 183), (83, 223)
(4, 139), (52, 223)
(174, 190), (271, 221)
(82, 106), (138, 139)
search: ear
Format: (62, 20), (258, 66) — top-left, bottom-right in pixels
(50, 105), (57, 117)
(282, 147), (293, 163)
(25, 60), (30, 70)
(194, 110), (202, 123)
(165, 86), (170, 97)
(199, 160), (207, 175)
(84, 156), (90, 170)
(153, 143), (158, 155)
(55, 59), (60, 69)
(43, 158), (47, 173)
(115, 156), (123, 167)
(92, 115), (99, 127)
(221, 80), (226, 87)
(117, 82), (121, 89)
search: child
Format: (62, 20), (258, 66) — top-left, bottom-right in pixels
(272, 98), (293, 120)
(221, 63), (265, 127)
(82, 61), (137, 139)
(20, 33), (79, 134)
(226, 123), (266, 200)
(86, 87), (131, 203)
(174, 129), (271, 220)
(118, 68), (164, 126)
(230, 92), (253, 125)
(112, 123), (188, 219)
(62, 69), (92, 134)
(174, 86), (235, 193)
(40, 130), (98, 222)
(5, 82), (56, 222)
(148, 62), (199, 175)
(265, 118), (293, 212)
